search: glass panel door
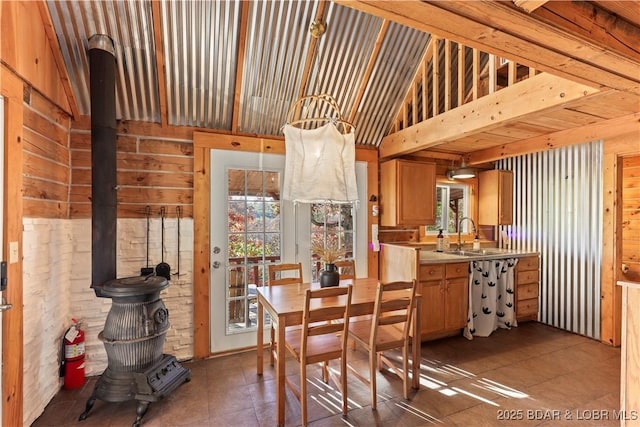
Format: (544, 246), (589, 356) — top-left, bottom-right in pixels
(210, 150), (294, 353)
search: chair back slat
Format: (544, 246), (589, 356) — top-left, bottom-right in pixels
(268, 263), (303, 286)
(380, 298), (411, 313)
(334, 259), (356, 280)
(308, 322), (344, 337)
(308, 305), (348, 323)
(378, 314), (408, 326)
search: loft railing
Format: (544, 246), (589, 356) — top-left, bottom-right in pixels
(391, 36), (540, 133)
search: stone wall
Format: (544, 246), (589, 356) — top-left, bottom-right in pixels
(22, 217), (193, 426)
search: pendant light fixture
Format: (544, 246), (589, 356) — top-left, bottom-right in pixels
(447, 160), (476, 179)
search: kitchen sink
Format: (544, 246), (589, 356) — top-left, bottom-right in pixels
(443, 249), (483, 257)
(435, 249), (505, 257)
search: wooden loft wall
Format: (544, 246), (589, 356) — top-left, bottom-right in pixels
(380, 72), (601, 159)
(392, 37), (538, 133)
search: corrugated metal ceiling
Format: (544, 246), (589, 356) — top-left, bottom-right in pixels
(46, 0), (431, 147)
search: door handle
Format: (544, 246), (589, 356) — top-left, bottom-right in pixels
(0, 303), (12, 312)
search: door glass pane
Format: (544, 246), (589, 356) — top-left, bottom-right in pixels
(310, 203), (355, 281)
(226, 168), (281, 333)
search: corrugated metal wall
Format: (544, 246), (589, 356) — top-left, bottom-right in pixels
(497, 141), (603, 339)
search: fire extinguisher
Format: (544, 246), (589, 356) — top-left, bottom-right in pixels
(61, 318), (85, 389)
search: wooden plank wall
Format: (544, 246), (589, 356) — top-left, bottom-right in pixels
(622, 155), (640, 282)
(69, 121), (194, 219)
(22, 89), (71, 218)
(602, 134), (640, 347)
(0, 1), (71, 115)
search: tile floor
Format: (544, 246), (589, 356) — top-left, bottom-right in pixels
(32, 322), (621, 426)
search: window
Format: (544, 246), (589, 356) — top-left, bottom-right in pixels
(426, 182), (471, 235)
(309, 203), (355, 282)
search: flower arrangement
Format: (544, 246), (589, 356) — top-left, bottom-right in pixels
(311, 240), (344, 265)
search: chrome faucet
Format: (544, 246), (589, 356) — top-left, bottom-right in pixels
(457, 216), (476, 250)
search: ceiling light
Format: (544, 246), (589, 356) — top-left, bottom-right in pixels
(447, 161), (476, 179)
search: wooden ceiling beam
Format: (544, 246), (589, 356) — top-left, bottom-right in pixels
(437, 1), (640, 80)
(379, 72), (598, 159)
(36, 1), (79, 118)
(348, 19), (390, 123)
(151, 2), (168, 127)
(296, 1), (328, 101)
(334, 0), (639, 95)
(231, 1), (250, 133)
(513, 0), (548, 13)
(467, 112), (640, 165)
(411, 151), (463, 162)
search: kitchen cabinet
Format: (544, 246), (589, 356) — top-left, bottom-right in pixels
(478, 169), (513, 225)
(515, 255), (539, 321)
(380, 159), (436, 226)
(419, 262), (469, 337)
(379, 244), (468, 341)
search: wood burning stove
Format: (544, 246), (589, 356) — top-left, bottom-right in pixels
(79, 276), (190, 426)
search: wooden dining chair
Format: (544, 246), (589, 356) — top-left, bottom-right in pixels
(267, 263), (303, 366)
(347, 280), (417, 410)
(334, 259), (356, 280)
(284, 285), (353, 426)
(268, 262), (303, 286)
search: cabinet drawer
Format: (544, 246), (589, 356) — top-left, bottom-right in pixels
(419, 264), (444, 280)
(517, 270), (538, 285)
(517, 256), (539, 272)
(518, 283), (539, 300)
(445, 262), (469, 278)
(518, 298), (538, 317)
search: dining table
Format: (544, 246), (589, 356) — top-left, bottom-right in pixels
(255, 277), (421, 426)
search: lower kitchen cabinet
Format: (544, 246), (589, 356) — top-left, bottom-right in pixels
(515, 255), (539, 321)
(419, 262), (469, 338)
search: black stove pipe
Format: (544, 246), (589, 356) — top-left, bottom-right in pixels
(89, 34), (117, 298)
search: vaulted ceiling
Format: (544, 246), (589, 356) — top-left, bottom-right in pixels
(44, 0), (640, 156)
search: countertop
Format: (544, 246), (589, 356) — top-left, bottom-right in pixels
(382, 242), (539, 264)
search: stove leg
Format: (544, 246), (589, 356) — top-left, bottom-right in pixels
(132, 401), (150, 427)
(78, 394), (96, 421)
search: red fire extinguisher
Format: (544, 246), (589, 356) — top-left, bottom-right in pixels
(62, 318), (85, 389)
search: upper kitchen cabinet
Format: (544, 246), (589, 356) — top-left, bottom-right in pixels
(380, 159), (436, 226)
(478, 170), (513, 225)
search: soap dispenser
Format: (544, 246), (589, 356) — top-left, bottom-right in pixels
(436, 229), (444, 252)
(473, 234), (481, 250)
